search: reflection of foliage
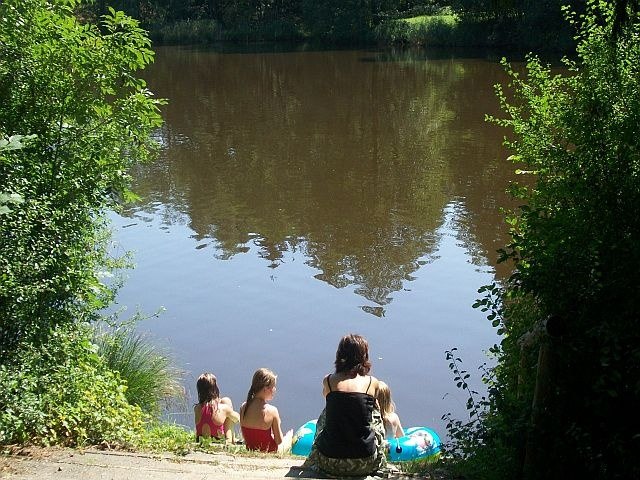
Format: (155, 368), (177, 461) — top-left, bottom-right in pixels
(126, 48), (510, 305)
(360, 305), (386, 317)
(127, 49), (462, 305)
(446, 200), (491, 271)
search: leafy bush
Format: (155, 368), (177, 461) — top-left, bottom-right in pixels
(0, 0), (164, 447)
(375, 15), (460, 46)
(444, 1), (640, 478)
(0, 325), (144, 446)
(135, 422), (194, 454)
(441, 288), (540, 480)
(0, 0), (164, 356)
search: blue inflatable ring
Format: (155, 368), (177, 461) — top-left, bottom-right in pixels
(291, 419), (317, 456)
(291, 419), (441, 462)
(387, 426), (441, 462)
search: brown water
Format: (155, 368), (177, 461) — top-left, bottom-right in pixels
(110, 45), (518, 437)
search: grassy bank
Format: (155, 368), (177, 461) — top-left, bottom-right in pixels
(145, 14), (573, 53)
(148, 18), (305, 45)
(375, 14), (462, 47)
(374, 14), (574, 51)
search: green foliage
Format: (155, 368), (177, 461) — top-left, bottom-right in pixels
(445, 1), (640, 478)
(222, 17), (305, 43)
(0, 325), (144, 446)
(374, 14), (460, 46)
(135, 422), (195, 454)
(302, 0), (375, 43)
(397, 454), (440, 475)
(92, 0), (306, 43)
(93, 322), (184, 415)
(0, 0), (165, 448)
(134, 422), (256, 456)
(446, 0), (577, 50)
(0, 0), (164, 355)
(442, 291), (539, 479)
(81, 1), (577, 48)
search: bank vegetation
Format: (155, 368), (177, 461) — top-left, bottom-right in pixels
(82, 1), (581, 51)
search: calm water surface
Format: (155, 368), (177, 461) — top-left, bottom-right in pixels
(110, 45), (518, 436)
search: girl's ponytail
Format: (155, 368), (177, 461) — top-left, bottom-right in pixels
(244, 387), (256, 414)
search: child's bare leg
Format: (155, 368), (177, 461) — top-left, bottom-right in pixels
(224, 417), (236, 443)
(278, 429), (293, 454)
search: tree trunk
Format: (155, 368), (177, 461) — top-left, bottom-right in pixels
(522, 339), (557, 480)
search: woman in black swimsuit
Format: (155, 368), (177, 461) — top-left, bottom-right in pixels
(303, 333), (387, 476)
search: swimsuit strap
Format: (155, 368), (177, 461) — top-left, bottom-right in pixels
(365, 375), (372, 394)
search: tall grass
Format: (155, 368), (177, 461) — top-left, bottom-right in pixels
(94, 324), (184, 415)
(222, 19), (305, 43)
(398, 455), (442, 475)
(150, 19), (222, 45)
(149, 18), (304, 45)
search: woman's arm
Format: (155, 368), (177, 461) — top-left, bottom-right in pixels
(222, 403), (240, 424)
(322, 374), (331, 396)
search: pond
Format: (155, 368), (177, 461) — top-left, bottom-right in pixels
(109, 45), (518, 438)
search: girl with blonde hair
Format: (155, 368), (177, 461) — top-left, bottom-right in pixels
(376, 381), (404, 439)
(240, 368), (293, 453)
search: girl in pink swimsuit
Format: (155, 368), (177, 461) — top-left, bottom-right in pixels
(240, 368), (292, 452)
(194, 373), (239, 443)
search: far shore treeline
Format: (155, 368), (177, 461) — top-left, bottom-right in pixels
(1, 1), (639, 480)
(83, 0), (582, 51)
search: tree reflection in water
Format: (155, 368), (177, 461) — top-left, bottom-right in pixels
(124, 46), (516, 314)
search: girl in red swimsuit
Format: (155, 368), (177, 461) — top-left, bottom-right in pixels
(240, 368), (293, 452)
(194, 373), (239, 443)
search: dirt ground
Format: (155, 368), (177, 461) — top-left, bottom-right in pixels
(0, 447), (445, 480)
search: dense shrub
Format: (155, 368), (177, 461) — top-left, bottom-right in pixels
(374, 15), (461, 46)
(0, 0), (164, 446)
(0, 0), (163, 352)
(0, 325), (144, 446)
(444, 1), (640, 478)
(150, 18), (222, 44)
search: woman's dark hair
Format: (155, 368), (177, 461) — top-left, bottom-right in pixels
(334, 333), (371, 375)
(196, 372), (220, 404)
